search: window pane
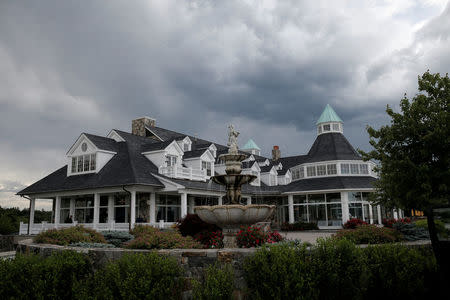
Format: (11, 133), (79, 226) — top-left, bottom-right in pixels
(84, 155), (90, 171)
(293, 195), (306, 204)
(361, 192), (370, 202)
(363, 204), (370, 222)
(71, 157), (77, 173)
(75, 199), (86, 207)
(327, 164), (337, 175)
(308, 194), (325, 203)
(77, 156), (84, 172)
(359, 164), (368, 174)
(114, 195), (130, 206)
(323, 124), (330, 131)
(99, 207), (108, 223)
(317, 165), (326, 176)
(327, 203), (342, 226)
(350, 164), (359, 174)
(61, 198), (71, 208)
(299, 167), (304, 178)
(348, 192), (362, 202)
(372, 206), (379, 224)
(326, 193), (341, 203)
(90, 154), (96, 171)
(341, 164), (349, 174)
(294, 205), (308, 222)
(349, 203), (363, 219)
(307, 166), (316, 177)
(309, 204), (326, 225)
(60, 209), (70, 224)
(332, 123), (340, 131)
(100, 196), (109, 207)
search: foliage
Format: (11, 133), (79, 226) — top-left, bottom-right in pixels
(382, 217), (411, 228)
(392, 223), (430, 241)
(0, 206), (52, 235)
(74, 253), (183, 300)
(126, 229), (202, 249)
(101, 231), (134, 247)
(236, 226), (284, 248)
(192, 263), (234, 300)
(129, 224), (159, 237)
(334, 225), (403, 244)
(194, 230), (224, 248)
(343, 218), (368, 229)
(244, 238), (439, 299)
(70, 242), (116, 248)
(280, 221), (319, 231)
(34, 225), (107, 246)
(415, 219), (448, 237)
(359, 71), (449, 211)
(176, 213), (221, 237)
(0, 251), (92, 299)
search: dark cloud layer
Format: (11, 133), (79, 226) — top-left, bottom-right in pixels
(1, 0), (449, 208)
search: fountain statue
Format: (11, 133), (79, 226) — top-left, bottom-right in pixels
(194, 125), (275, 247)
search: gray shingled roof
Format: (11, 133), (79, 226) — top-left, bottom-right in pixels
(306, 133), (361, 162)
(183, 149), (209, 159)
(282, 176), (376, 192)
(84, 133), (120, 152)
(141, 140), (175, 152)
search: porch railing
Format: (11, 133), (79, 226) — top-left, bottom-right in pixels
(159, 165), (207, 181)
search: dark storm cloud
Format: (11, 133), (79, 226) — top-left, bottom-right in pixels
(0, 0), (449, 207)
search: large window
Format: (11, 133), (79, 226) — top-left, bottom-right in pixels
(99, 196), (109, 223)
(341, 163), (350, 174)
(114, 194), (130, 223)
(359, 164), (369, 174)
(75, 196), (94, 223)
(156, 194), (181, 222)
(60, 198), (71, 223)
(202, 161), (212, 176)
(327, 164), (337, 175)
(71, 154), (96, 174)
(307, 166), (316, 177)
(348, 192), (373, 222)
(317, 165), (326, 176)
(291, 193), (342, 227)
(350, 164), (359, 174)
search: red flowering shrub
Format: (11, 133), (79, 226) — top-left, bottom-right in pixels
(194, 230), (224, 248)
(382, 217), (411, 228)
(176, 214), (220, 237)
(236, 226), (284, 248)
(343, 218), (368, 229)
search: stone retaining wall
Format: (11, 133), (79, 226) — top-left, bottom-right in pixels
(0, 235), (32, 251)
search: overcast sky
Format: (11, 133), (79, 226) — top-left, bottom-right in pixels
(1, 0), (449, 209)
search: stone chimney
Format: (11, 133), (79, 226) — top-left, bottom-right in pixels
(132, 116), (156, 137)
(272, 145), (281, 161)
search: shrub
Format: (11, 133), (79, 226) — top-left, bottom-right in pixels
(392, 223), (429, 241)
(334, 225), (403, 244)
(74, 253), (183, 300)
(129, 224), (159, 237)
(343, 218), (368, 229)
(101, 231), (134, 247)
(34, 225), (106, 246)
(363, 244), (438, 299)
(0, 251), (92, 299)
(176, 214), (221, 237)
(281, 221), (319, 231)
(267, 231), (283, 243)
(70, 242), (116, 248)
(236, 226), (285, 248)
(192, 263), (234, 300)
(382, 217), (411, 228)
(126, 230), (203, 249)
(194, 230), (224, 248)
(415, 219), (448, 237)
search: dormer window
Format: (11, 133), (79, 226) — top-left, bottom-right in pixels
(165, 155), (177, 167)
(71, 154), (96, 174)
(202, 161), (212, 176)
(183, 143), (190, 151)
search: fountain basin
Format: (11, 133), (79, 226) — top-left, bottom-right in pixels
(194, 204), (275, 229)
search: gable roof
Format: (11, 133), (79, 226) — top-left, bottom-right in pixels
(242, 139), (261, 150)
(316, 104), (343, 124)
(306, 133), (361, 162)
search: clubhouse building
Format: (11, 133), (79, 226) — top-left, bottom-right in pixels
(17, 105), (403, 234)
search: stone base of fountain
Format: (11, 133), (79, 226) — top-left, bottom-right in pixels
(195, 204), (275, 248)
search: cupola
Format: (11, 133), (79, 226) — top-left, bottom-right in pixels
(316, 104), (343, 135)
(242, 139), (261, 156)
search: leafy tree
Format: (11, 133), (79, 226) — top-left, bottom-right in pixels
(360, 71), (449, 267)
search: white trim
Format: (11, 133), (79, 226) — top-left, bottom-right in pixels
(106, 130), (125, 142)
(66, 134), (98, 156)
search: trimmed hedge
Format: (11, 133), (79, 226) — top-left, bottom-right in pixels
(334, 225), (403, 244)
(244, 238), (439, 300)
(0, 251), (92, 299)
(74, 253), (183, 300)
(34, 225), (106, 246)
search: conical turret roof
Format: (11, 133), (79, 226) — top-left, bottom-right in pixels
(242, 139), (261, 150)
(316, 104), (343, 125)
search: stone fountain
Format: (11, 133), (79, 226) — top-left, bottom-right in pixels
(195, 125), (275, 247)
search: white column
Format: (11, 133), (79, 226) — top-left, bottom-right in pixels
(247, 197), (252, 205)
(150, 192), (156, 223)
(288, 194), (294, 224)
(93, 193), (100, 229)
(29, 197), (36, 234)
(188, 196), (195, 214)
(377, 205), (382, 225)
(55, 196), (61, 227)
(130, 190), (136, 228)
(180, 192), (188, 218)
(108, 195), (114, 223)
(368, 204), (374, 224)
(340, 192), (350, 224)
(218, 196), (223, 205)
